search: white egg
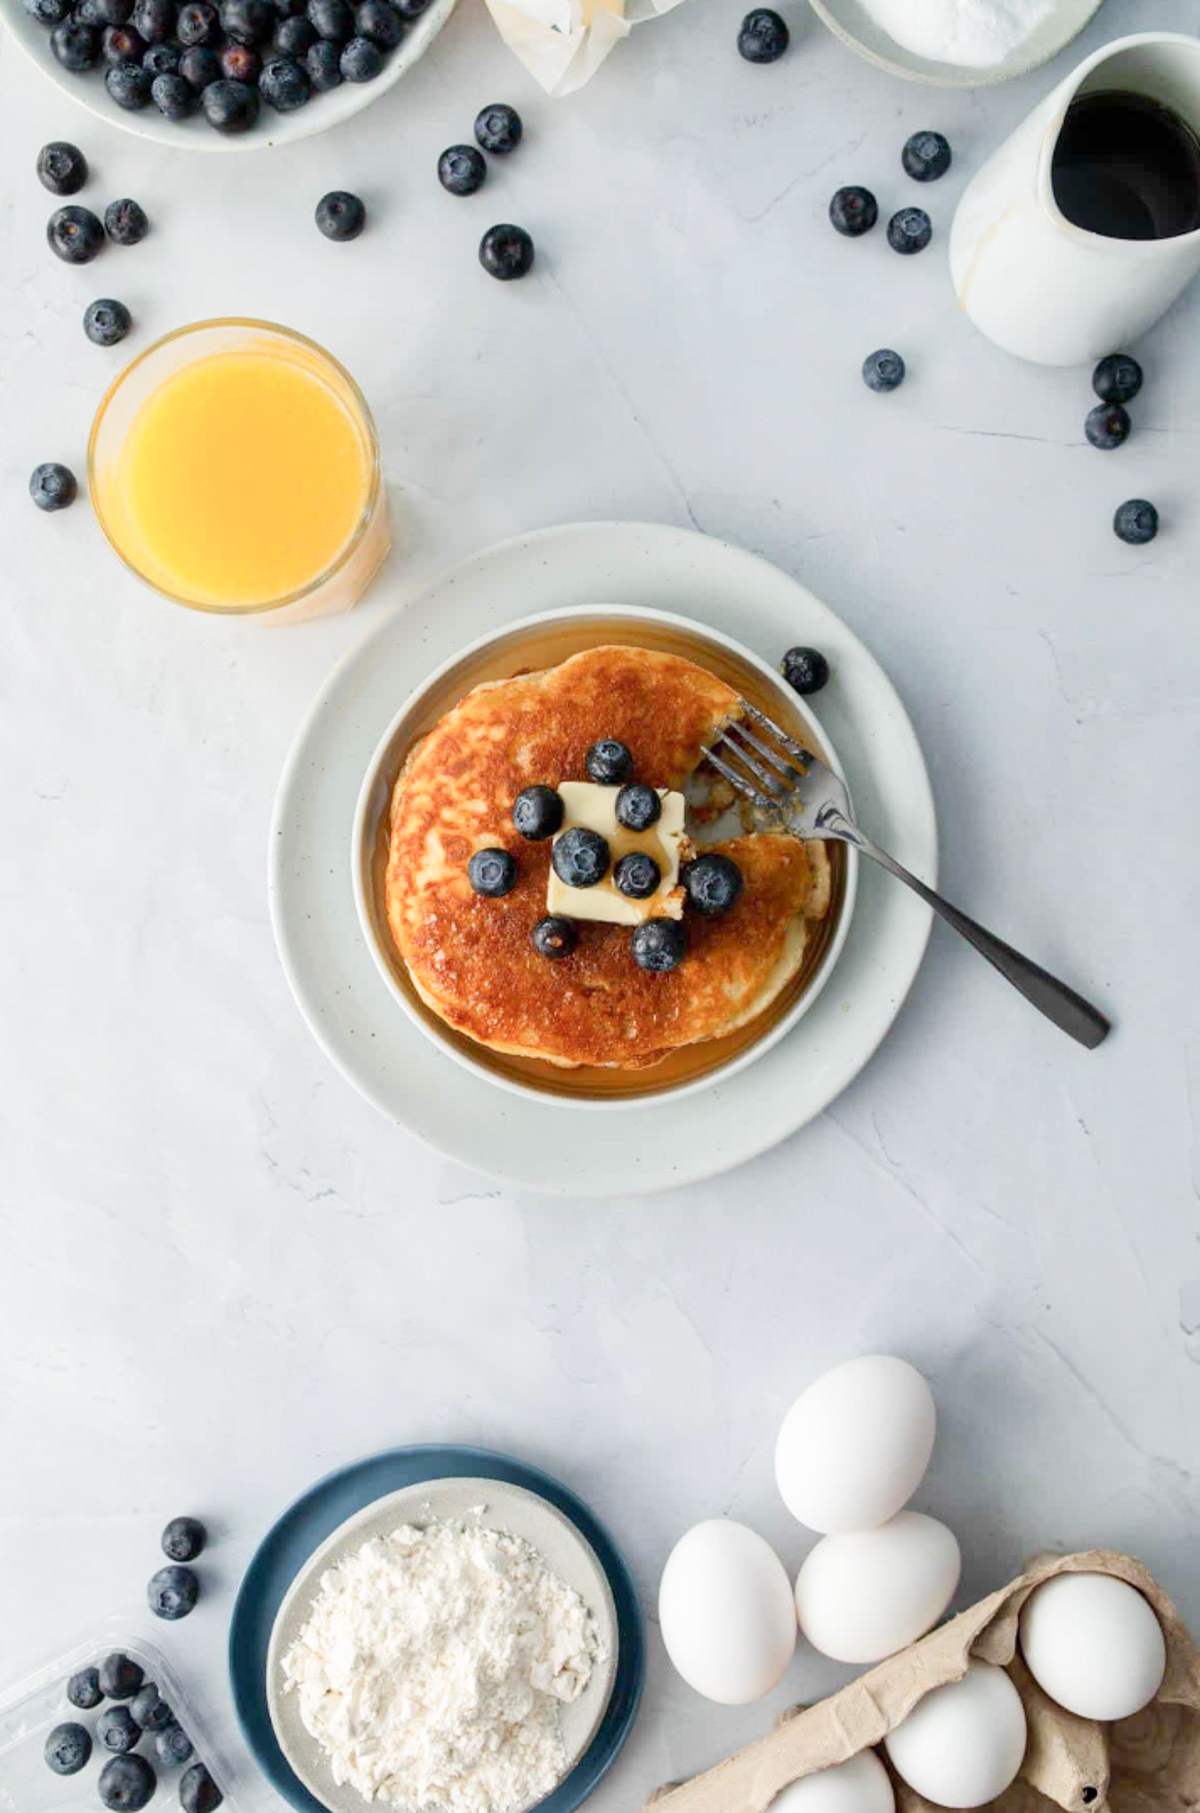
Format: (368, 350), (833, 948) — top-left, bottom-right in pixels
(885, 1660), (1028, 1809)
(794, 1510), (960, 1663)
(1019, 1571), (1167, 1721)
(769, 1749), (895, 1813)
(775, 1355), (936, 1533)
(658, 1519), (796, 1705)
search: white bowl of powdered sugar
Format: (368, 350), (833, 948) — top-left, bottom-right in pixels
(809, 0), (1105, 86)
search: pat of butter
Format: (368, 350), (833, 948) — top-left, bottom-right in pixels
(547, 781), (687, 926)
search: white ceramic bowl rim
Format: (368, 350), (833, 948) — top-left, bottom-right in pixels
(807, 0), (1104, 88)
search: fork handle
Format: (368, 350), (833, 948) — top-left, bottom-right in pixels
(836, 826), (1110, 1049)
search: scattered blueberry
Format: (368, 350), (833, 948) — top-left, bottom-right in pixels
(551, 826), (610, 889)
(218, 38), (258, 76)
(585, 738), (632, 784)
(180, 1764), (223, 1813)
(45, 1723), (92, 1775)
(37, 140), (88, 195)
(201, 75), (259, 128)
(103, 22), (146, 57)
(683, 852), (743, 916)
(1092, 352), (1142, 405)
(47, 202), (104, 261)
(438, 144), (486, 196)
(67, 1665), (103, 1709)
(531, 915), (578, 959)
(99, 1706), (143, 1754)
(479, 223), (534, 280)
(467, 846), (518, 896)
(179, 41), (219, 79)
(273, 13), (313, 50)
(630, 918), (686, 973)
(260, 53), (309, 104)
(105, 196), (149, 242)
(306, 0), (351, 36)
(862, 347), (905, 393)
(99, 1654), (145, 1700)
(152, 69), (196, 112)
(106, 57), (153, 103)
(148, 1564), (200, 1620)
(162, 1516), (207, 1562)
(176, 0), (219, 39)
(512, 784), (564, 839)
(737, 6), (787, 62)
(887, 206), (932, 253)
(1085, 402), (1131, 450)
(131, 1685), (173, 1732)
(84, 297), (132, 344)
(51, 21), (101, 69)
(304, 36), (340, 82)
(901, 129), (951, 181)
(338, 32), (379, 75)
(614, 851), (661, 899)
(354, 0), (400, 43)
(615, 783), (661, 832)
(155, 1725), (194, 1768)
(781, 645), (829, 694)
(1113, 498), (1158, 544)
(828, 184), (877, 237)
(315, 189), (365, 238)
(99, 1755), (157, 1813)
(219, 0), (271, 37)
(474, 102), (521, 154)
(143, 38), (180, 69)
(30, 461), (78, 511)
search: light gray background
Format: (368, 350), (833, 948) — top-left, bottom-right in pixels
(1, 0), (1197, 1804)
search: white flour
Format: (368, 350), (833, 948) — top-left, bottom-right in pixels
(858, 0), (1057, 68)
(281, 1519), (602, 1813)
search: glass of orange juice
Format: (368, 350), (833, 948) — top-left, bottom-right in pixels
(89, 319), (389, 623)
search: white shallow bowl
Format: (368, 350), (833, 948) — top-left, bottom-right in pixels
(1, 0), (457, 151)
(266, 1477), (619, 1813)
(808, 0), (1105, 86)
(351, 603), (859, 1112)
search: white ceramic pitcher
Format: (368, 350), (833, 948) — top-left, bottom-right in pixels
(950, 32), (1200, 365)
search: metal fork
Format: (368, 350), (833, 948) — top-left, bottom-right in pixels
(704, 701), (1110, 1049)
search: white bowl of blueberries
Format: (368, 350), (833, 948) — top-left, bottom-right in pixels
(4, 0), (458, 148)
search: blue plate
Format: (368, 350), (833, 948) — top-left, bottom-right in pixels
(229, 1445), (646, 1813)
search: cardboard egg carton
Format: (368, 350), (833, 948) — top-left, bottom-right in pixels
(645, 1550), (1200, 1813)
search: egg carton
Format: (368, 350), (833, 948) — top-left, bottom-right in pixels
(645, 1550), (1200, 1813)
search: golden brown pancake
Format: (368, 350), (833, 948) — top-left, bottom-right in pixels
(384, 645), (831, 1070)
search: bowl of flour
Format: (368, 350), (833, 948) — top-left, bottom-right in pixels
(808, 0), (1106, 85)
(266, 1477), (618, 1813)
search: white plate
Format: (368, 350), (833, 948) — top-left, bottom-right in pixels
(268, 521), (937, 1195)
(1, 0), (457, 152)
(808, 0), (1104, 87)
(349, 603), (859, 1111)
(266, 1477), (619, 1813)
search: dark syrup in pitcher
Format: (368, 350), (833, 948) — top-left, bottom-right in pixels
(1051, 89), (1200, 240)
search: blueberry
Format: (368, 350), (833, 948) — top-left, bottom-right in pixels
(67, 1665), (103, 1709)
(52, 21), (101, 69)
(781, 645), (829, 694)
(304, 35), (339, 81)
(162, 1516), (207, 1562)
(1085, 402), (1130, 450)
(614, 851), (661, 899)
(828, 184), (877, 237)
(103, 23), (146, 58)
(737, 6), (787, 61)
(219, 0), (272, 35)
(94, 0), (134, 19)
(201, 76), (259, 128)
(105, 196), (149, 243)
(630, 918), (686, 973)
(273, 14), (314, 52)
(479, 223), (534, 281)
(339, 33), (381, 77)
(1113, 497), (1158, 544)
(438, 144), (486, 196)
(683, 852), (743, 916)
(131, 1685), (173, 1732)
(47, 203), (104, 261)
(130, 0), (172, 36)
(218, 39), (259, 77)
(531, 915), (578, 959)
(84, 297), (132, 344)
(99, 1706), (142, 1753)
(315, 189), (365, 239)
(355, 0), (400, 43)
(1092, 352), (1142, 405)
(176, 0), (218, 38)
(142, 38), (179, 70)
(392, 0), (424, 15)
(45, 1723), (92, 1775)
(260, 53), (310, 104)
(148, 1564), (200, 1620)
(99, 1755), (157, 1812)
(512, 784), (563, 839)
(105, 57), (153, 103)
(152, 70), (196, 113)
(25, 0), (72, 24)
(180, 41), (219, 80)
(155, 1724), (194, 1767)
(551, 826), (610, 889)
(37, 141), (88, 195)
(862, 347), (905, 392)
(584, 738), (631, 783)
(901, 129), (951, 181)
(30, 462), (78, 511)
(98, 1653), (144, 1699)
(180, 1764), (222, 1813)
(474, 102), (521, 154)
(306, 0), (351, 36)
(615, 783), (661, 831)
(887, 206), (932, 253)
(467, 846), (518, 896)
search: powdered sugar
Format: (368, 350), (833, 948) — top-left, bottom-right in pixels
(281, 1519), (603, 1813)
(857, 0), (1058, 69)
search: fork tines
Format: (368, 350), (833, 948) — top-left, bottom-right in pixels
(701, 700), (813, 813)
